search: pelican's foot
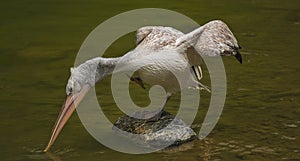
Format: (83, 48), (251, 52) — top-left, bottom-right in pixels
(197, 82), (211, 93)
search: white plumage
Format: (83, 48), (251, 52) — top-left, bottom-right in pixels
(66, 20), (242, 96)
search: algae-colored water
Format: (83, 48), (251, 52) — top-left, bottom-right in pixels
(0, 0), (299, 160)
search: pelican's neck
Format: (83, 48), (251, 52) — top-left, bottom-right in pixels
(75, 56), (122, 86)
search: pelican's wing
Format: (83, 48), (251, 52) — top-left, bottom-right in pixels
(135, 26), (205, 80)
(175, 20), (242, 80)
(135, 26), (184, 50)
(176, 20), (241, 57)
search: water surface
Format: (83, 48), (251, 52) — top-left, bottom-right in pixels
(0, 0), (299, 160)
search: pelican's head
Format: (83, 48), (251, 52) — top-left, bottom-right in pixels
(66, 67), (85, 95)
(44, 67), (91, 152)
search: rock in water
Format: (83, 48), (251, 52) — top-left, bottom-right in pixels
(113, 110), (197, 148)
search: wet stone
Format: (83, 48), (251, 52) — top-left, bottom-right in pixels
(113, 110), (197, 148)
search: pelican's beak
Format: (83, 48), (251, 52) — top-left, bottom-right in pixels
(235, 51), (243, 64)
(43, 84), (90, 152)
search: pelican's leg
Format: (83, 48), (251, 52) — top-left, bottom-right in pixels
(192, 65), (203, 81)
(147, 93), (172, 122)
(190, 67), (211, 93)
(196, 66), (203, 80)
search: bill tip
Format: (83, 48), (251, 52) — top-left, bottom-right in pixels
(43, 147), (49, 152)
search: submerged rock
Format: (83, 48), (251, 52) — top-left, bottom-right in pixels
(113, 110), (197, 148)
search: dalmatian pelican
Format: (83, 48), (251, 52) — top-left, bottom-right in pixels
(44, 20), (242, 152)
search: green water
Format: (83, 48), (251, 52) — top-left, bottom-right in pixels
(1, 0), (299, 160)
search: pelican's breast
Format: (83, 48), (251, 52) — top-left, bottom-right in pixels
(137, 50), (191, 93)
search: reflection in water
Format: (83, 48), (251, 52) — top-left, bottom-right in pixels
(22, 147), (49, 160)
(23, 146), (74, 161)
(159, 139), (213, 161)
(158, 136), (298, 160)
(45, 151), (62, 161)
(159, 141), (196, 153)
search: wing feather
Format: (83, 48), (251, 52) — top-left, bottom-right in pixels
(135, 26), (183, 50)
(195, 20), (241, 57)
(134, 20), (240, 82)
(175, 20), (241, 57)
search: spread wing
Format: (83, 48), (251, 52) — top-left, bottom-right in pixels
(135, 26), (204, 80)
(134, 20), (241, 81)
(135, 26), (184, 50)
(175, 20), (242, 63)
(195, 20), (241, 57)
(136, 20), (241, 57)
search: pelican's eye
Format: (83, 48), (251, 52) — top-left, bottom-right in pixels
(66, 79), (74, 95)
(67, 87), (73, 95)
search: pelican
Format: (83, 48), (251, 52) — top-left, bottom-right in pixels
(44, 20), (242, 152)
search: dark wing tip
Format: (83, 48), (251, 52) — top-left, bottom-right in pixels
(234, 51), (242, 64)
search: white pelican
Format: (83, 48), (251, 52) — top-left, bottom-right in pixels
(44, 20), (242, 152)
